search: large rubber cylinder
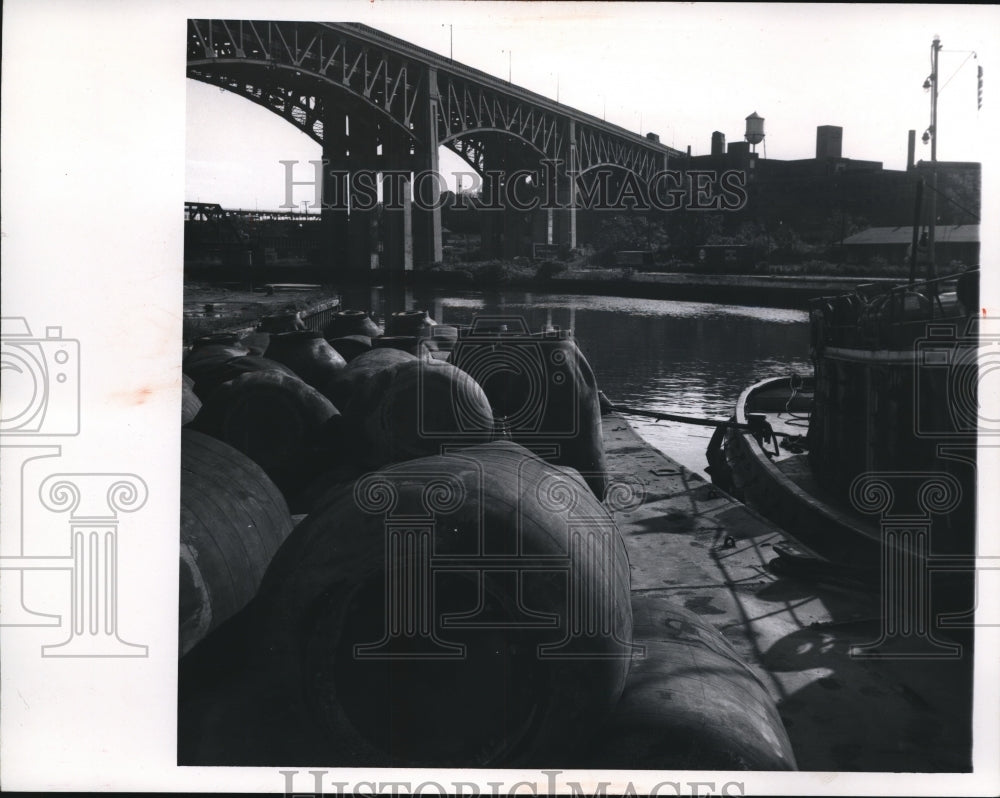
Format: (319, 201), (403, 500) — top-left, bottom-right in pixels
(452, 332), (608, 499)
(191, 370), (339, 495)
(181, 374), (201, 426)
(321, 347), (416, 411)
(191, 332), (245, 348)
(178, 441), (633, 768)
(387, 309), (437, 337)
(258, 312), (305, 333)
(264, 331), (347, 391)
(430, 324), (459, 347)
(179, 429), (294, 657)
(372, 335), (420, 356)
(323, 309), (380, 339)
(188, 355), (298, 402)
(579, 595), (797, 770)
(183, 337), (250, 378)
(354, 357), (494, 468)
(327, 335), (372, 363)
(239, 331), (271, 356)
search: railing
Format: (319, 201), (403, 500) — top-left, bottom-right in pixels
(299, 298), (342, 334)
(809, 268), (978, 351)
(184, 295), (340, 345)
(329, 22), (687, 157)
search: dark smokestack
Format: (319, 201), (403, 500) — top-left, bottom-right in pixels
(907, 130), (916, 171)
(816, 125), (843, 159)
(711, 131), (726, 156)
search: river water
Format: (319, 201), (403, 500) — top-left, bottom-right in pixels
(353, 287), (813, 476)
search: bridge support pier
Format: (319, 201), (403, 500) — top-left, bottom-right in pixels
(321, 105), (380, 273)
(551, 173), (578, 250)
(544, 131), (578, 251)
(349, 116), (380, 272)
(412, 68), (443, 269)
(379, 120), (412, 274)
(322, 98), (442, 277)
(567, 125), (578, 250)
(479, 154), (535, 260)
(321, 108), (351, 273)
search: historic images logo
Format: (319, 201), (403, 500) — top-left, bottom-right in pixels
(280, 159), (749, 214)
(0, 317), (148, 657)
(280, 769), (747, 796)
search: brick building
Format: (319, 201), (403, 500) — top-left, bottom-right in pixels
(683, 125), (981, 247)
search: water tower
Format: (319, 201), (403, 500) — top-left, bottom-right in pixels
(744, 111), (765, 153)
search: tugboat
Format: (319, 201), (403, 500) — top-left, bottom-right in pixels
(708, 267), (980, 574)
(712, 33), (982, 573)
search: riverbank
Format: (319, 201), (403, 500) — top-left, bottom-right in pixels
(550, 269), (899, 308)
(184, 263), (901, 315)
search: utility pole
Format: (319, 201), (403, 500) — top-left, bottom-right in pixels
(442, 24), (453, 60)
(927, 35), (940, 281)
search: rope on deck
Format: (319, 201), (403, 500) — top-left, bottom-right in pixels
(604, 400), (800, 439)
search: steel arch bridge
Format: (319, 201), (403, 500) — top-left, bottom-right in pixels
(187, 19), (686, 268)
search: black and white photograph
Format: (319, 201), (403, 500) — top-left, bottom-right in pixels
(3, 2), (999, 795)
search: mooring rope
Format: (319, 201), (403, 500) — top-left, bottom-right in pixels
(605, 401), (800, 439)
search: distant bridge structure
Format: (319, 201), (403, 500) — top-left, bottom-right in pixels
(187, 19), (685, 271)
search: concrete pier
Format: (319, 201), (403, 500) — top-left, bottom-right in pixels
(603, 413), (972, 771)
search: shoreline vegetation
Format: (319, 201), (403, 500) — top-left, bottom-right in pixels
(184, 257), (910, 341)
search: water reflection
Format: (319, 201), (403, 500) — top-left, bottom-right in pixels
(347, 287), (812, 475)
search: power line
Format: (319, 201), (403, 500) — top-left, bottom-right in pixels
(938, 51), (976, 95)
(923, 180), (981, 222)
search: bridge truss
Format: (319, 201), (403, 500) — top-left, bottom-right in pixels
(187, 19), (687, 264)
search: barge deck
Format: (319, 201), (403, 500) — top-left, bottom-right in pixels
(603, 412), (972, 772)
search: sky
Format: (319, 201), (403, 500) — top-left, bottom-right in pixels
(185, 2), (999, 212)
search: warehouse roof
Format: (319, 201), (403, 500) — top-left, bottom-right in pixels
(842, 225), (980, 246)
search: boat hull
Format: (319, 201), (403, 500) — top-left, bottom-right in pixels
(711, 376), (882, 565)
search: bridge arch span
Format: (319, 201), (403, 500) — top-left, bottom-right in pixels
(442, 128), (552, 181)
(187, 64), (418, 147)
(188, 19), (686, 268)
(575, 162), (645, 180)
